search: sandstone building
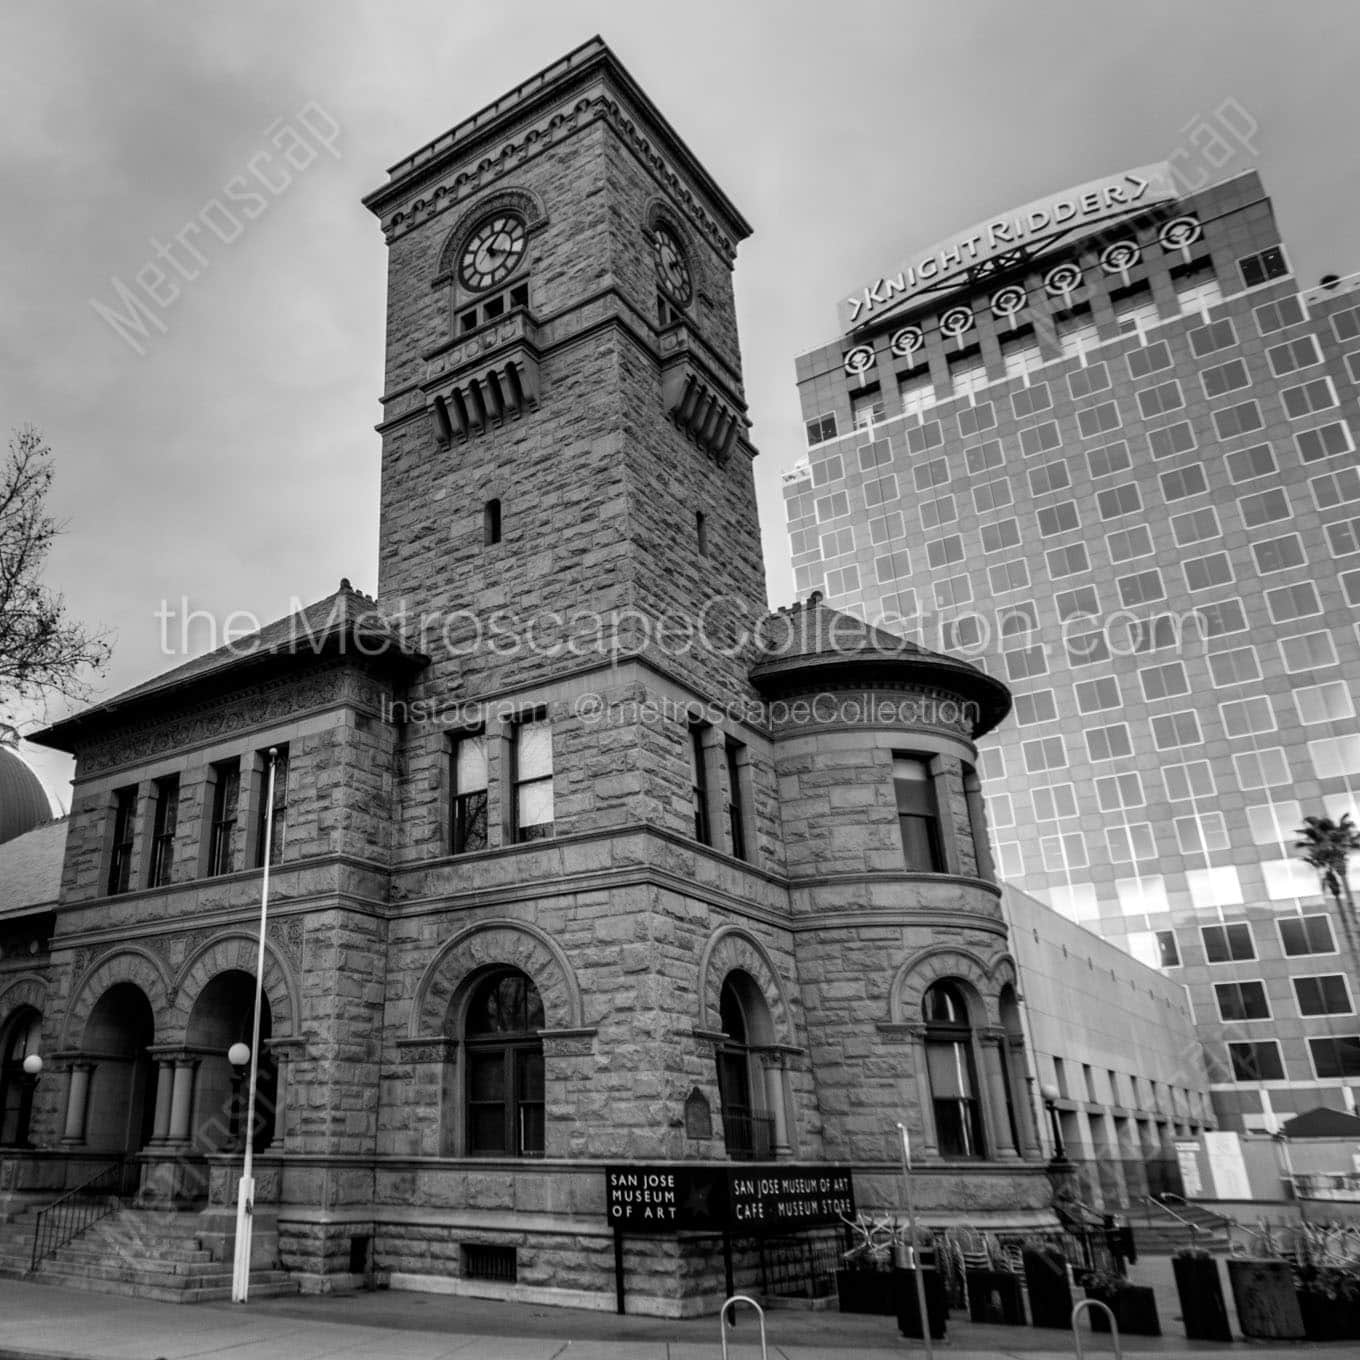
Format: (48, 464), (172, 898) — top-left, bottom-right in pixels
(0, 40), (1209, 1312)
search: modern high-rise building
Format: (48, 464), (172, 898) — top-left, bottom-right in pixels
(787, 167), (1360, 1132)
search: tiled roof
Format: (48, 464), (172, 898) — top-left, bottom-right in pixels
(755, 592), (942, 664)
(0, 819), (65, 917)
(32, 581), (426, 752)
(749, 592), (1012, 737)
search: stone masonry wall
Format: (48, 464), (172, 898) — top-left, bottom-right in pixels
(57, 665), (398, 907)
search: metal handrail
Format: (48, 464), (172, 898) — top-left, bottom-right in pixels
(29, 1158), (134, 1271)
(1138, 1194), (1199, 1243)
(1058, 1195), (1109, 1229)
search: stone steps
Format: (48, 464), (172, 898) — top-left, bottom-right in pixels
(1132, 1202), (1232, 1254)
(0, 1205), (297, 1302)
(35, 1264), (298, 1305)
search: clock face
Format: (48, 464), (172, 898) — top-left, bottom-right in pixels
(653, 224), (692, 306)
(459, 214), (527, 291)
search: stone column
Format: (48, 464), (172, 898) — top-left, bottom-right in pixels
(962, 768), (995, 881)
(760, 1053), (791, 1158)
(906, 1024), (939, 1159)
(61, 1062), (94, 1145)
(927, 756), (964, 875)
(978, 1029), (1019, 1160)
(487, 715), (510, 849)
(150, 1059), (175, 1144)
(1006, 1038), (1043, 1160)
(167, 1057), (200, 1145)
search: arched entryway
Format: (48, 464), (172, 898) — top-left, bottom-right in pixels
(185, 970), (275, 1152)
(0, 1007), (42, 1146)
(716, 970), (781, 1159)
(81, 983), (157, 1153)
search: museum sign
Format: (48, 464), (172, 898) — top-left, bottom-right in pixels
(605, 1163), (854, 1232)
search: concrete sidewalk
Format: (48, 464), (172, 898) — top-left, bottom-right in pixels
(1, 1277), (1356, 1360)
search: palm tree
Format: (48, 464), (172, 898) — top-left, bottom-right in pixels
(1295, 814), (1360, 956)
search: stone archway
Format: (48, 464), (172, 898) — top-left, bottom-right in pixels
(890, 946), (1025, 1164)
(168, 934), (299, 1044)
(79, 982), (157, 1154)
(62, 948), (172, 1051)
(184, 970), (276, 1153)
(0, 1004), (42, 1146)
(697, 928), (795, 1048)
(411, 920), (581, 1040)
(699, 929), (798, 1160)
(408, 921), (582, 1159)
(889, 945), (1000, 1027)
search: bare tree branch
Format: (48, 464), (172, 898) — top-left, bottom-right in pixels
(0, 426), (112, 738)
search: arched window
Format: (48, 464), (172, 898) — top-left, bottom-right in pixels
(716, 972), (776, 1159)
(465, 969), (544, 1157)
(0, 1009), (41, 1146)
(923, 981), (984, 1158)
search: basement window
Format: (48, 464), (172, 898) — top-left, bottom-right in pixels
(463, 1243), (517, 1282)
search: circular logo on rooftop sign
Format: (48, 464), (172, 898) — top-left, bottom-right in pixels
(843, 345), (876, 377)
(1100, 240), (1141, 273)
(1159, 215), (1203, 251)
(990, 284), (1026, 317)
(890, 325), (924, 358)
(1044, 262), (1083, 296)
(940, 306), (974, 338)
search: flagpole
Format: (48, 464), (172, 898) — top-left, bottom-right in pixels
(232, 748), (277, 1304)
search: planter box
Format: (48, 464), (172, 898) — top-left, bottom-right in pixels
(1226, 1259), (1304, 1341)
(893, 1266), (947, 1339)
(1172, 1255), (1231, 1341)
(835, 1269), (895, 1316)
(1084, 1283), (1161, 1337)
(1172, 1255), (1232, 1342)
(1022, 1247), (1072, 1329)
(966, 1268), (1026, 1325)
(1296, 1271), (1360, 1342)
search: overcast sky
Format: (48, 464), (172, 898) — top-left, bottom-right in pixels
(4, 0), (1358, 806)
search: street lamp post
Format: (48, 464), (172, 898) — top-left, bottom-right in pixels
(1040, 1082), (1070, 1166)
(227, 1042), (250, 1148)
(19, 1053), (41, 1148)
(895, 1122), (935, 1360)
(231, 748), (279, 1305)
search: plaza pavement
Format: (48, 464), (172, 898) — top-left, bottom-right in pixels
(1, 1265), (1356, 1360)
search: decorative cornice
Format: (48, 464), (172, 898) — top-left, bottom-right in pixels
(369, 73), (745, 262)
(539, 1026), (597, 1057)
(73, 667), (389, 777)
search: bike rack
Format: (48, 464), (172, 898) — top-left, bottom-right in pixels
(719, 1294), (768, 1360)
(1071, 1298), (1121, 1360)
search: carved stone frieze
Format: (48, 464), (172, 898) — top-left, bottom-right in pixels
(78, 668), (380, 774)
(383, 94), (735, 261)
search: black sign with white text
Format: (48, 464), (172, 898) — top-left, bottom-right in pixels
(605, 1163), (854, 1233)
(728, 1167), (854, 1228)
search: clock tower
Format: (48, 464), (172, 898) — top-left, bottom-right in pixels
(364, 38), (765, 712)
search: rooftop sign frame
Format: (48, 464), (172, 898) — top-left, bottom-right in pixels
(841, 162), (1178, 334)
